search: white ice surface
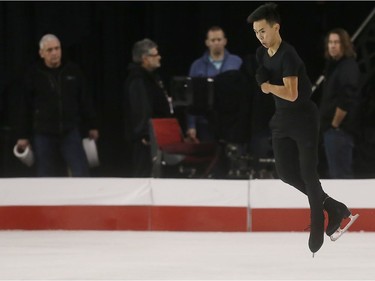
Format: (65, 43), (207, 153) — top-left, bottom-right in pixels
(0, 231), (374, 280)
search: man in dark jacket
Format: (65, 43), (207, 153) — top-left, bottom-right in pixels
(16, 34), (99, 177)
(124, 38), (172, 177)
(319, 28), (361, 179)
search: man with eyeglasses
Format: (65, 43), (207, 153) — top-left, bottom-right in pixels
(123, 38), (172, 177)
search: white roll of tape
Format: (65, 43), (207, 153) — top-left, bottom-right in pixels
(82, 138), (100, 168)
(13, 144), (34, 167)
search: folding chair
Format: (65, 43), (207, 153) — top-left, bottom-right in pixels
(149, 118), (217, 178)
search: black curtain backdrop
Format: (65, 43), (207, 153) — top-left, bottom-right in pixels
(0, 1), (373, 177)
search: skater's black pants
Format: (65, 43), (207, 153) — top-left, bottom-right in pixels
(270, 102), (327, 212)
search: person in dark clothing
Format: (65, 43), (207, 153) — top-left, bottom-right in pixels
(247, 3), (358, 256)
(16, 34), (99, 177)
(123, 38), (172, 177)
(187, 26), (243, 143)
(319, 28), (361, 179)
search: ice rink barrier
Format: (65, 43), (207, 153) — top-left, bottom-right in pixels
(0, 178), (373, 231)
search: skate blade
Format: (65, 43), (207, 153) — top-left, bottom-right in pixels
(330, 214), (359, 241)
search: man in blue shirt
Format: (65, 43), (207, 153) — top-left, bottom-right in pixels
(187, 26), (242, 143)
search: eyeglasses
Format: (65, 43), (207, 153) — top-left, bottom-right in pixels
(147, 53), (160, 57)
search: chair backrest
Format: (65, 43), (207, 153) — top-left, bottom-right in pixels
(149, 118), (218, 177)
(149, 118), (185, 177)
(150, 118), (184, 147)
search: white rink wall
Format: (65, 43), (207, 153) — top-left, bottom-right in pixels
(0, 178), (373, 231)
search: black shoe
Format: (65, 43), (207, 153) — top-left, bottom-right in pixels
(308, 211), (325, 254)
(323, 197), (351, 236)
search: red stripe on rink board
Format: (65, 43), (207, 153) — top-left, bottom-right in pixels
(151, 206), (248, 231)
(252, 209), (310, 231)
(0, 206), (373, 231)
(0, 206), (150, 230)
(0, 206), (248, 231)
(251, 208), (375, 232)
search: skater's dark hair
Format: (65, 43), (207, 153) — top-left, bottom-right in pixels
(247, 2), (281, 25)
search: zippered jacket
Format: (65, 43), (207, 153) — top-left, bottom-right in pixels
(17, 60), (98, 138)
(188, 49), (242, 78)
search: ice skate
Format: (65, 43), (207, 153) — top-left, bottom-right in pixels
(308, 211), (324, 256)
(323, 197), (359, 240)
(330, 213), (359, 241)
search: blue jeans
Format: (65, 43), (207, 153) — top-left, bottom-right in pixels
(34, 128), (89, 177)
(187, 114), (214, 142)
(323, 128), (354, 179)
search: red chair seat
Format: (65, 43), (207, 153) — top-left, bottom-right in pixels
(149, 118), (217, 177)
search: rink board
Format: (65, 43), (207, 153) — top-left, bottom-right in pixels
(0, 178), (373, 231)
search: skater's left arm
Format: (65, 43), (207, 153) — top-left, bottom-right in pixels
(260, 76), (298, 102)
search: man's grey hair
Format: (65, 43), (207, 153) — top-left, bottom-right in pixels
(39, 34), (60, 50)
(132, 38), (157, 63)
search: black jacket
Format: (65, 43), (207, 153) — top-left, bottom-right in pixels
(17, 60), (98, 138)
(123, 63), (171, 142)
(319, 57), (361, 134)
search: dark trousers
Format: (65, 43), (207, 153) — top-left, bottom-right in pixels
(270, 103), (327, 214)
(34, 128), (89, 177)
(131, 141), (151, 177)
